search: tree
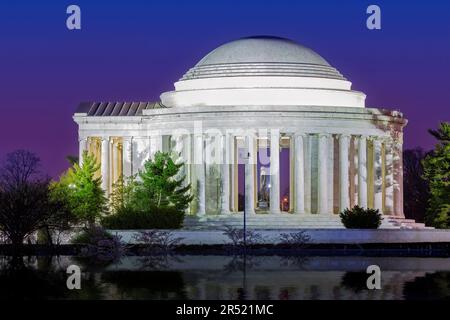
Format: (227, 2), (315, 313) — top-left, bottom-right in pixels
(0, 150), (68, 248)
(403, 148), (430, 222)
(422, 122), (450, 228)
(50, 151), (107, 226)
(109, 174), (137, 213)
(133, 151), (192, 211)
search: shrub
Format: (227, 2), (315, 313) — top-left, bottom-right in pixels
(339, 206), (382, 229)
(148, 207), (185, 229)
(101, 206), (184, 230)
(71, 226), (126, 262)
(279, 231), (311, 248)
(133, 230), (183, 253)
(222, 225), (264, 246)
(110, 175), (137, 213)
(0, 150), (73, 248)
(71, 226), (115, 245)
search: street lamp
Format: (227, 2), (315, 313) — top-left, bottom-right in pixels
(241, 149), (251, 300)
(242, 150), (250, 248)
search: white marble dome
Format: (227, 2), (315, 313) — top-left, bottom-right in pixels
(183, 36), (345, 80)
(161, 36), (366, 108)
(197, 36), (330, 65)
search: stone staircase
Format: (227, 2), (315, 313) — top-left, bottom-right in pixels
(384, 217), (432, 230)
(184, 213), (431, 230)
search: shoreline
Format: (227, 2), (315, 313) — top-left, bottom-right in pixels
(0, 242), (449, 257)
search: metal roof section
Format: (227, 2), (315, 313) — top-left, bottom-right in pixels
(75, 101), (166, 116)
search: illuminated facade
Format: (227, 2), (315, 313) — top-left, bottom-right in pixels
(74, 36), (426, 229)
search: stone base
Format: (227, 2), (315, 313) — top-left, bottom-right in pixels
(184, 214), (431, 230)
(110, 229), (449, 245)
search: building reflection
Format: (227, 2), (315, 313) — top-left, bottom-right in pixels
(0, 255), (448, 300)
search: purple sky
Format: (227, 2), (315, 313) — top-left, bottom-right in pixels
(0, 0), (449, 178)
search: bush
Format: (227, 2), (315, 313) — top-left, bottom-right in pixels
(101, 206), (184, 230)
(133, 230), (184, 253)
(0, 150), (76, 248)
(339, 206), (382, 229)
(71, 226), (115, 245)
(222, 225), (264, 247)
(279, 231), (311, 248)
(71, 226), (126, 263)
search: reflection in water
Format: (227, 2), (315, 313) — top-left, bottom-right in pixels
(0, 255), (449, 300)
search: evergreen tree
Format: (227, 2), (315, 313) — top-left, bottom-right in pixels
(134, 151), (192, 211)
(110, 174), (137, 213)
(50, 151), (107, 226)
(422, 122), (450, 228)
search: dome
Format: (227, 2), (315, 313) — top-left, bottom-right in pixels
(161, 36), (365, 108)
(181, 36), (346, 81)
(197, 36), (330, 66)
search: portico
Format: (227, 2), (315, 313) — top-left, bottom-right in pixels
(75, 104), (406, 219)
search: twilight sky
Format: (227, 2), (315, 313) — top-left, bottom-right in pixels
(0, 0), (449, 177)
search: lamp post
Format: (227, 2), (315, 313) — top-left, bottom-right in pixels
(242, 150), (250, 248)
(242, 150), (250, 301)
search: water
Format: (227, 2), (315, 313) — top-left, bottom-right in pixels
(0, 255), (449, 300)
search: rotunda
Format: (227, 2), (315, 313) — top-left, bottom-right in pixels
(74, 36), (414, 228)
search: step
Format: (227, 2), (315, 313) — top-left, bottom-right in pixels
(184, 215), (430, 230)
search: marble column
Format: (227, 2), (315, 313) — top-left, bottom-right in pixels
(304, 135), (312, 213)
(352, 138), (359, 207)
(245, 134), (256, 214)
(220, 133), (231, 214)
(131, 137), (149, 176)
(327, 135), (334, 212)
(122, 137), (132, 178)
(358, 135), (368, 208)
(294, 133), (305, 214)
(289, 137), (295, 213)
(150, 134), (163, 159)
(393, 137), (404, 217)
(317, 133), (329, 214)
(112, 140), (119, 185)
(339, 134), (351, 212)
(373, 137), (383, 213)
(194, 134), (206, 216)
(78, 138), (87, 166)
(230, 135), (237, 212)
(174, 135), (184, 159)
(384, 138), (394, 215)
(184, 135), (192, 190)
(270, 130), (281, 214)
(174, 134), (185, 181)
(101, 137), (110, 194)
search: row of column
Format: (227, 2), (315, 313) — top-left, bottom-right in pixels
(79, 132), (404, 217)
(291, 133), (403, 216)
(79, 136), (162, 195)
(192, 132), (283, 216)
(200, 132), (403, 216)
